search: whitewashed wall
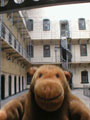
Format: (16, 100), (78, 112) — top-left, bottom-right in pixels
(31, 44), (60, 64)
(71, 65), (90, 88)
(72, 44), (90, 63)
(27, 9), (90, 40)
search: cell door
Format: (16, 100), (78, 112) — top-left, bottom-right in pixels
(19, 76), (21, 92)
(22, 76), (24, 91)
(1, 75), (5, 100)
(8, 75), (12, 96)
(14, 76), (17, 94)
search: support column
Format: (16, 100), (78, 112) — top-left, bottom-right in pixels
(11, 75), (14, 95)
(5, 74), (8, 98)
(16, 76), (19, 93)
(20, 76), (22, 91)
(24, 76), (26, 90)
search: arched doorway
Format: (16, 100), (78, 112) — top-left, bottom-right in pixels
(1, 75), (5, 100)
(14, 76), (17, 94)
(22, 76), (24, 91)
(19, 76), (21, 92)
(8, 75), (12, 96)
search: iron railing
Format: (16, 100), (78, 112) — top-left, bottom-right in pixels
(83, 85), (90, 97)
(0, 22), (31, 63)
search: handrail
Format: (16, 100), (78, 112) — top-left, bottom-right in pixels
(0, 22), (31, 63)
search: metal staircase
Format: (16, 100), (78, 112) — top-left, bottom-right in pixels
(60, 20), (72, 70)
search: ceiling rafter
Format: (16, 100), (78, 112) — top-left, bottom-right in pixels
(0, 0), (90, 13)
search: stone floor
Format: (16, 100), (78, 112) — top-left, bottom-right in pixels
(72, 89), (90, 109)
(0, 89), (90, 109)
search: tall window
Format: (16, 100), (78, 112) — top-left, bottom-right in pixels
(43, 19), (50, 31)
(80, 44), (87, 56)
(60, 20), (69, 37)
(27, 45), (34, 58)
(26, 19), (33, 31)
(81, 71), (89, 83)
(43, 45), (50, 57)
(79, 18), (86, 30)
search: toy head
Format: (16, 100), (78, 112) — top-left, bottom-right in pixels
(29, 65), (71, 112)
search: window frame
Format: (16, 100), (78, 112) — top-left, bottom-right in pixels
(80, 44), (87, 56)
(43, 19), (50, 31)
(81, 71), (89, 84)
(27, 19), (33, 31)
(43, 45), (50, 57)
(78, 18), (86, 30)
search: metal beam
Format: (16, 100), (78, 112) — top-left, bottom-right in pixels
(6, 52), (17, 56)
(0, 0), (90, 14)
(2, 47), (12, 50)
(14, 56), (22, 59)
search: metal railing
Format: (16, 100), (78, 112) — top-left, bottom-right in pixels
(0, 22), (31, 63)
(31, 56), (61, 64)
(83, 85), (90, 97)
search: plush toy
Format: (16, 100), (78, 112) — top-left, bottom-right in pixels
(0, 65), (90, 120)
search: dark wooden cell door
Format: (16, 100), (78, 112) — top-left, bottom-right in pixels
(22, 77), (24, 91)
(14, 76), (17, 94)
(8, 75), (12, 96)
(1, 75), (5, 100)
(19, 76), (21, 92)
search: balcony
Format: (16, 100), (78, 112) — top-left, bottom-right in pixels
(0, 22), (31, 64)
(30, 56), (61, 64)
(71, 56), (90, 64)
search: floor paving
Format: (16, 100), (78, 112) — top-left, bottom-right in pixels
(72, 89), (90, 109)
(0, 89), (90, 109)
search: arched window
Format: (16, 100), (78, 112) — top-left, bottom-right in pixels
(80, 44), (87, 56)
(43, 45), (50, 57)
(26, 19), (33, 31)
(43, 19), (50, 31)
(81, 71), (89, 83)
(78, 18), (86, 30)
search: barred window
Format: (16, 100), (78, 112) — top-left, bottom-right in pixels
(26, 19), (33, 31)
(43, 45), (50, 57)
(80, 44), (87, 56)
(43, 19), (50, 31)
(79, 18), (86, 30)
(81, 71), (89, 83)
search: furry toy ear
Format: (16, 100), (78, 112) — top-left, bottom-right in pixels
(29, 66), (38, 75)
(64, 71), (71, 81)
